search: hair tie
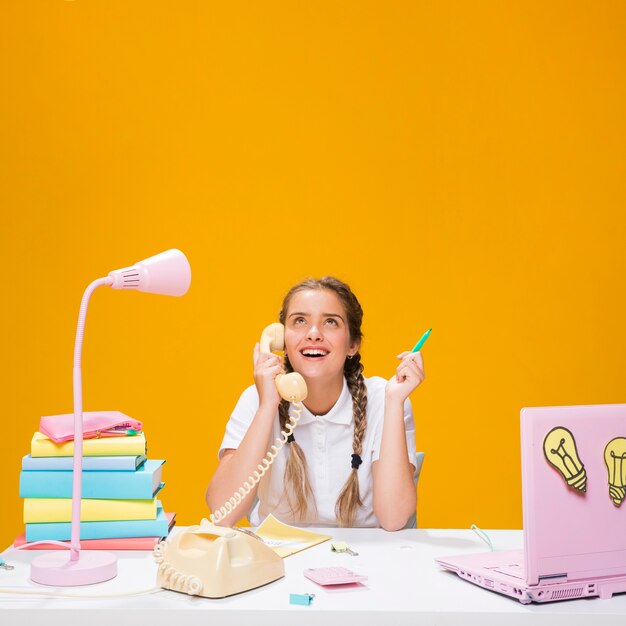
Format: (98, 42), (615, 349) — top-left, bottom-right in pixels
(351, 453), (362, 469)
(287, 433), (295, 443)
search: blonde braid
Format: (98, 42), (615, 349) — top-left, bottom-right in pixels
(335, 354), (368, 527)
(278, 359), (315, 521)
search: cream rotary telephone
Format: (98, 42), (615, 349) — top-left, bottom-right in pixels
(153, 323), (307, 598)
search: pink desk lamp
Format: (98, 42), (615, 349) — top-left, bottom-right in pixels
(30, 249), (191, 586)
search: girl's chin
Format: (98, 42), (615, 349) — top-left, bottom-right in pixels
(293, 361), (343, 380)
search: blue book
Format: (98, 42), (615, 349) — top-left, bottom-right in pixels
(21, 454), (147, 471)
(19, 460), (165, 499)
(25, 503), (170, 542)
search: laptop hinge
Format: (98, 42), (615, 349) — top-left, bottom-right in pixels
(538, 573), (568, 583)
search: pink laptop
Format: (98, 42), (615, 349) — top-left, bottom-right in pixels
(436, 404), (626, 603)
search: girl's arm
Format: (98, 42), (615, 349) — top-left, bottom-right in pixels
(205, 403), (277, 527)
(372, 352), (424, 531)
(205, 343), (284, 527)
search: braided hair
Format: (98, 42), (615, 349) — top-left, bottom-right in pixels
(277, 277), (367, 527)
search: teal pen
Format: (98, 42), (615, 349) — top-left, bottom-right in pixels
(411, 328), (432, 352)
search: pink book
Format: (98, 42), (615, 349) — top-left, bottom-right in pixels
(14, 512), (176, 551)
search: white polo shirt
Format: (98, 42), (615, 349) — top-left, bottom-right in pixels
(218, 376), (416, 528)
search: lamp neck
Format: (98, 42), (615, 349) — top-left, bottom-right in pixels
(73, 277), (113, 368)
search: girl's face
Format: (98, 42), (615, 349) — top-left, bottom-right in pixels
(284, 288), (359, 383)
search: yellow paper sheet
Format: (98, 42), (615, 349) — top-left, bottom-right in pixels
(254, 514), (331, 558)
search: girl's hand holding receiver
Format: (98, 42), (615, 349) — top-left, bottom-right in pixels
(253, 342), (285, 409)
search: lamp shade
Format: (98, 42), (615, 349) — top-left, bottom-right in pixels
(108, 249), (191, 296)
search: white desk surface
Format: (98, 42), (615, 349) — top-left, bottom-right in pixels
(2, 527), (626, 625)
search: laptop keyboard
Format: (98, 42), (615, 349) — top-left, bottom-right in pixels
(489, 562), (525, 580)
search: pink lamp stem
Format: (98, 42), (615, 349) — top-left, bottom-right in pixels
(69, 276), (113, 559)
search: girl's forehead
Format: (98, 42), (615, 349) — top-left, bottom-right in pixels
(287, 289), (346, 314)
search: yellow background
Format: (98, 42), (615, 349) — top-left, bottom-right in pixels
(1, 1), (625, 550)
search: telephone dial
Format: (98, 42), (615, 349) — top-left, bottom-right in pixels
(154, 323), (307, 598)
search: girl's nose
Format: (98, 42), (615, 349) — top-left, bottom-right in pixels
(307, 324), (323, 341)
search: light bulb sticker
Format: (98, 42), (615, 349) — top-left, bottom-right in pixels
(543, 427), (587, 493)
(604, 438), (626, 507)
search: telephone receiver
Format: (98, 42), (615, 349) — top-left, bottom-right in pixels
(259, 322), (308, 403)
(154, 324), (308, 598)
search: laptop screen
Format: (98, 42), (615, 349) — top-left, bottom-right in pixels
(521, 404), (626, 585)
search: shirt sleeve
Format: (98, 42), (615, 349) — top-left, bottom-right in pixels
(372, 396), (417, 466)
(218, 385), (260, 459)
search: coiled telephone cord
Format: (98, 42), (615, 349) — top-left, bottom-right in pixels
(209, 402), (303, 524)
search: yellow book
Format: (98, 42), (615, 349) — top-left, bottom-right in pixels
(30, 431), (147, 458)
(24, 496), (158, 523)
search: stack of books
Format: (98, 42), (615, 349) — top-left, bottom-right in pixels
(16, 412), (175, 550)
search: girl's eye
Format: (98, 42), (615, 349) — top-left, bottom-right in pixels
(293, 317), (306, 325)
(325, 318), (338, 326)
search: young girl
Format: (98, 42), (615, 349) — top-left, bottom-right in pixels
(205, 277), (424, 530)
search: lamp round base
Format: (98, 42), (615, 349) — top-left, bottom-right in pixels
(31, 550), (117, 586)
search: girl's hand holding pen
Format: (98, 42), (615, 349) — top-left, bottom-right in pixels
(386, 350), (425, 403)
(385, 329), (430, 404)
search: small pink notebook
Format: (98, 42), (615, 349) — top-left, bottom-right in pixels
(304, 567), (367, 586)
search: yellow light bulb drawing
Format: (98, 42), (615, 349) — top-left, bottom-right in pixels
(543, 427), (587, 492)
(604, 438), (626, 507)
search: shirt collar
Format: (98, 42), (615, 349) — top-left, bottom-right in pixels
(295, 377), (353, 425)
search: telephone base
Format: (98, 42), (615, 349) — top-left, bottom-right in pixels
(161, 570), (285, 599)
(154, 521), (285, 598)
